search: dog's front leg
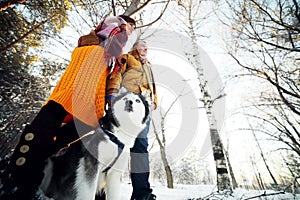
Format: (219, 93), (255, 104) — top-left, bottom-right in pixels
(75, 158), (101, 200)
(105, 170), (123, 200)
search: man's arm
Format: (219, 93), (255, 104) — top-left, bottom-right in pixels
(106, 55), (127, 102)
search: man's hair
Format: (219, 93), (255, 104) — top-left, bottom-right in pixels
(132, 40), (146, 49)
(118, 15), (136, 26)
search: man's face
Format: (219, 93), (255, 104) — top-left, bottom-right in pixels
(136, 43), (148, 57)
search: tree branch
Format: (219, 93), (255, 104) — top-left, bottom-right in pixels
(138, 0), (171, 28)
(0, 14), (55, 53)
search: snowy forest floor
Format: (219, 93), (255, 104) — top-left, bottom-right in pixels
(1, 155), (299, 200)
(120, 181), (300, 200)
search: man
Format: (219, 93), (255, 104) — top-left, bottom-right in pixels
(106, 40), (158, 200)
(0, 15), (136, 200)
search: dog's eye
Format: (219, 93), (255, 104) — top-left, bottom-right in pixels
(123, 97), (128, 101)
(135, 99), (141, 103)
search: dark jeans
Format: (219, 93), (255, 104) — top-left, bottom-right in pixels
(130, 120), (152, 199)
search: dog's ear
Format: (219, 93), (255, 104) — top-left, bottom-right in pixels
(118, 87), (128, 96)
(141, 90), (151, 105)
(139, 92), (151, 124)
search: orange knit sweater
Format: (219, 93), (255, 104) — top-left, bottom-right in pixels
(46, 45), (109, 127)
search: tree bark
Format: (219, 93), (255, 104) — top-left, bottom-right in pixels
(161, 148), (174, 188)
(210, 128), (232, 191)
(152, 119), (174, 188)
(177, 0), (232, 191)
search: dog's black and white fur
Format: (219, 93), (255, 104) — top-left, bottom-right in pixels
(39, 89), (150, 200)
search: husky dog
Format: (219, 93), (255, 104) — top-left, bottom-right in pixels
(39, 89), (150, 200)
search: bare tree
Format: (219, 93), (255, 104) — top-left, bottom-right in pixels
(0, 0), (71, 157)
(151, 95), (179, 188)
(42, 0), (172, 58)
(250, 156), (266, 190)
(173, 0), (232, 191)
(249, 122), (278, 186)
(223, 0), (300, 182)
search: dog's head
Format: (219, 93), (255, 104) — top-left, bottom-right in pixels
(111, 88), (150, 129)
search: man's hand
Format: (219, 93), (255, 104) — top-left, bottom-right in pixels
(106, 95), (116, 109)
(150, 103), (156, 111)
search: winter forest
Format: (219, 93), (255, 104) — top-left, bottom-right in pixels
(0, 0), (299, 199)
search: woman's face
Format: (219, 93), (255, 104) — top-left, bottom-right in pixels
(126, 22), (135, 35)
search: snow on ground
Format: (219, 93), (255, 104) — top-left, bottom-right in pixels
(120, 182), (214, 200)
(120, 181), (300, 200)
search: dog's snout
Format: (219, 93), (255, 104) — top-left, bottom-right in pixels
(125, 99), (133, 112)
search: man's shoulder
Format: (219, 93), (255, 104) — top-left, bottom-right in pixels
(120, 53), (140, 63)
(120, 53), (134, 59)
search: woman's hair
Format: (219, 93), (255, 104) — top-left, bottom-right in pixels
(118, 15), (136, 26)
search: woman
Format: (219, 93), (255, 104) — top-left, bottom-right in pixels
(0, 15), (136, 200)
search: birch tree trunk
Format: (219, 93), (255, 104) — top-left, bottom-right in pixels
(182, 0), (232, 191)
(210, 125), (231, 191)
(191, 32), (232, 192)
